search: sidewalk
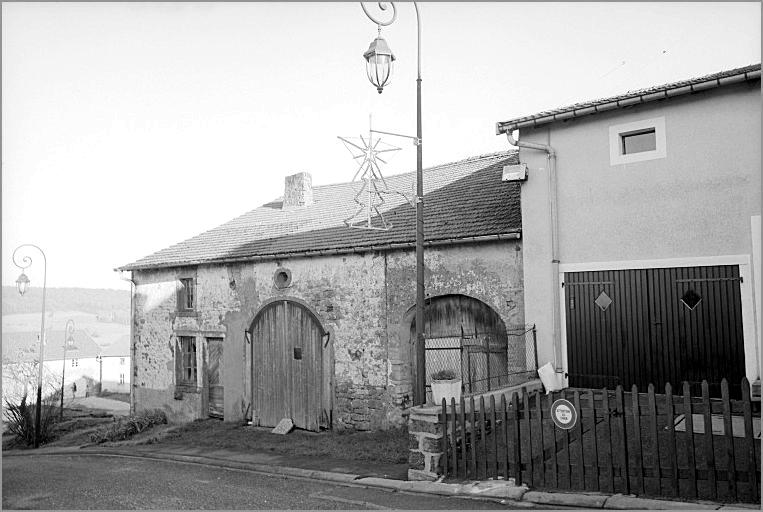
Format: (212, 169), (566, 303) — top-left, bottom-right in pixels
(6, 443), (758, 510)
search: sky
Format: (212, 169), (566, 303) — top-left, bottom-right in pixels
(2, 2), (760, 291)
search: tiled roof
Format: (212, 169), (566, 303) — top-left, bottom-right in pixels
(2, 330), (101, 363)
(496, 64), (761, 134)
(119, 151), (521, 271)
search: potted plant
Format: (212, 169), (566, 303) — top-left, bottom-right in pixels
(430, 369), (462, 405)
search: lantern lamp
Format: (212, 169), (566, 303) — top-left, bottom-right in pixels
(363, 34), (395, 94)
(16, 272), (30, 296)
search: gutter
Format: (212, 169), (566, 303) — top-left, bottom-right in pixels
(496, 67), (762, 134)
(115, 232), (521, 272)
(504, 131), (564, 380)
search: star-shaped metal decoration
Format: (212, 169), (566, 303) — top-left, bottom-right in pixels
(338, 118), (403, 230)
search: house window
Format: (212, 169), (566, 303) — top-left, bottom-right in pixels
(119, 373), (125, 384)
(609, 117), (666, 165)
(119, 357), (125, 365)
(621, 129), (656, 154)
(177, 336), (197, 388)
(178, 278), (195, 312)
(71, 358), (79, 367)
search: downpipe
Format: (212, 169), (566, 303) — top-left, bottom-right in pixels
(505, 131), (565, 385)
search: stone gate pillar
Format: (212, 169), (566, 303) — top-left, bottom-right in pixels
(407, 404), (445, 481)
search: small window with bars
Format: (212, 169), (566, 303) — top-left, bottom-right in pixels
(178, 277), (195, 312)
(177, 336), (197, 388)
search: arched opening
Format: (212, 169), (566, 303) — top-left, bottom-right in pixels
(249, 299), (328, 431)
(408, 294), (524, 398)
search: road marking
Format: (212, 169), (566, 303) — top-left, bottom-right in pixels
(309, 491), (389, 510)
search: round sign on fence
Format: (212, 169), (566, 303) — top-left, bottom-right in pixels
(551, 398), (578, 430)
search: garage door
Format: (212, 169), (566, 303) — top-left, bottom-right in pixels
(564, 265), (745, 397)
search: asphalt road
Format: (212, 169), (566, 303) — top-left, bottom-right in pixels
(3, 454), (549, 510)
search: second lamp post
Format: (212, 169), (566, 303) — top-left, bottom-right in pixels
(361, 1), (426, 405)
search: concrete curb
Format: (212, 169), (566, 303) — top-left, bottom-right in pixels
(7, 448), (758, 510)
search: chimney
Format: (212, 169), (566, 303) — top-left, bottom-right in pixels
(282, 172), (313, 208)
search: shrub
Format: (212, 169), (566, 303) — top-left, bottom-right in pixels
(89, 409), (167, 444)
(4, 392), (59, 446)
(431, 369), (458, 381)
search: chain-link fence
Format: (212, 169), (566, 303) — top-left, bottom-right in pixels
(424, 324), (538, 396)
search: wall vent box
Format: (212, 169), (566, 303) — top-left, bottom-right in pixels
(502, 163), (528, 182)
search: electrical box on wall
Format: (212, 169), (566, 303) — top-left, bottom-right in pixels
(501, 163), (528, 182)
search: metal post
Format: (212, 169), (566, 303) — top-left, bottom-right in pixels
(360, 1), (425, 403)
(412, 1), (426, 406)
(13, 245), (47, 448)
(60, 340), (66, 421)
(60, 320), (74, 421)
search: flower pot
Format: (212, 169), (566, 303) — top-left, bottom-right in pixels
(431, 378), (462, 406)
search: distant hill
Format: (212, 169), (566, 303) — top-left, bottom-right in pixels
(2, 286), (130, 322)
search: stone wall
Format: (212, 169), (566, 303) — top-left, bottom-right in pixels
(130, 239), (523, 429)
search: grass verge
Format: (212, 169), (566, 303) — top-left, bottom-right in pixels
(156, 419), (408, 464)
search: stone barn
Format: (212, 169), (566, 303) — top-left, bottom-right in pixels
(118, 151), (533, 430)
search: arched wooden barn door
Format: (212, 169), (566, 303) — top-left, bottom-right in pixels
(250, 300), (325, 431)
(410, 294), (510, 398)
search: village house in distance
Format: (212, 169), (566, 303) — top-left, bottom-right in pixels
(118, 152), (533, 430)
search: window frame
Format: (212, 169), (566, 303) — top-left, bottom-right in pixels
(176, 270), (197, 316)
(176, 335), (198, 391)
(609, 116), (666, 165)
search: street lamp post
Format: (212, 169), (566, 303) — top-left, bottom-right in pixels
(12, 244), (47, 448)
(60, 319), (75, 420)
(361, 2), (426, 405)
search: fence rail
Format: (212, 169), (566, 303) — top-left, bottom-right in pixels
(439, 378), (761, 504)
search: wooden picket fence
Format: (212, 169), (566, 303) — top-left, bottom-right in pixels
(439, 378), (761, 503)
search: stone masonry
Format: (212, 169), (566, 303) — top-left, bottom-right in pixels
(130, 239), (524, 430)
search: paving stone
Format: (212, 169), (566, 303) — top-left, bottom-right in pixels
(604, 494), (720, 510)
(459, 480), (528, 501)
(407, 468), (438, 481)
(523, 490), (608, 508)
(271, 418), (293, 435)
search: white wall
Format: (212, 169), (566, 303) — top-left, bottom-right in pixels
(517, 82), (761, 382)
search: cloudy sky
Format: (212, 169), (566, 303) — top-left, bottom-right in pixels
(2, 2), (760, 290)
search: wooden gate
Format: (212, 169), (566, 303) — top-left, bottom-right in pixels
(207, 337), (224, 418)
(250, 300), (326, 431)
(564, 265), (746, 397)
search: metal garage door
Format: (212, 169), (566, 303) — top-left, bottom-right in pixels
(564, 265), (745, 397)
